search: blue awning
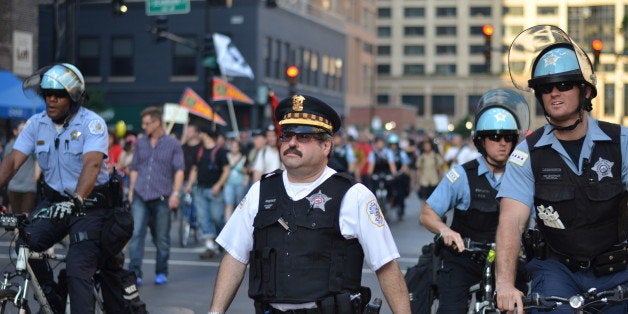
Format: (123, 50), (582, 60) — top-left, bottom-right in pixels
(0, 70), (45, 119)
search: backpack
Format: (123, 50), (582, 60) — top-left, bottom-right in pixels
(100, 170), (133, 258)
(97, 255), (148, 313)
(404, 243), (439, 314)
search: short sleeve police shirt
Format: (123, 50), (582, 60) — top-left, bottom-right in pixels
(216, 167), (400, 271)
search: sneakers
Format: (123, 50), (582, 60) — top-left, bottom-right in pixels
(199, 241), (220, 259)
(154, 273), (168, 285)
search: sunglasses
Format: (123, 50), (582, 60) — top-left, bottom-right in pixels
(486, 134), (518, 143)
(41, 89), (70, 99)
(537, 82), (577, 94)
(279, 132), (325, 143)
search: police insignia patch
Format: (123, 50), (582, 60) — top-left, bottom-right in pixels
(366, 199), (385, 227)
(445, 169), (460, 183)
(88, 120), (105, 135)
(508, 149), (528, 167)
(306, 190), (331, 212)
(591, 157), (614, 181)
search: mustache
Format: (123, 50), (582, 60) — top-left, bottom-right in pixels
(283, 148), (303, 157)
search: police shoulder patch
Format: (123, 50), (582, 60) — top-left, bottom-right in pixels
(365, 198), (385, 227)
(445, 169), (460, 183)
(88, 119), (105, 135)
(509, 149), (529, 167)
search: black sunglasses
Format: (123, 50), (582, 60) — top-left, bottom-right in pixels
(279, 132), (325, 143)
(537, 82), (577, 94)
(486, 134), (518, 143)
(41, 89), (70, 99)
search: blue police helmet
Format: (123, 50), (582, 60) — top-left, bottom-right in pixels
(40, 63), (86, 104)
(387, 133), (400, 144)
(474, 107), (519, 134)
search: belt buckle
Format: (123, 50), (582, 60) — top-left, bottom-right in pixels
(576, 260), (591, 269)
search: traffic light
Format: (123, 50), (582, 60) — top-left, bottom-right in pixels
(591, 39), (603, 71)
(285, 65), (299, 96)
(481, 24), (494, 72)
(112, 0), (127, 16)
(203, 35), (221, 75)
(153, 16), (168, 43)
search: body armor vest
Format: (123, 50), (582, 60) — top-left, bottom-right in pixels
(527, 121), (625, 260)
(450, 159), (500, 243)
(372, 150), (389, 174)
(392, 149), (404, 171)
(329, 146), (349, 173)
(248, 170), (364, 303)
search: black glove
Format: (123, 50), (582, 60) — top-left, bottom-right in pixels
(50, 201), (75, 223)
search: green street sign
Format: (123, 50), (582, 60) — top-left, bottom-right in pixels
(146, 0), (190, 16)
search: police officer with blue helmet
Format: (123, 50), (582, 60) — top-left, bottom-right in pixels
(420, 88), (529, 313)
(0, 63), (121, 313)
(386, 133), (411, 221)
(496, 25), (627, 313)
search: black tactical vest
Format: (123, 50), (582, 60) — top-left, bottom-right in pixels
(248, 170), (364, 303)
(449, 159), (500, 243)
(527, 121), (625, 259)
(372, 150), (390, 174)
(329, 145), (350, 173)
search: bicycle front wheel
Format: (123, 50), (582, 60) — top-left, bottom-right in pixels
(0, 289), (28, 314)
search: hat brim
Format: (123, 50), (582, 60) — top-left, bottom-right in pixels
(281, 125), (328, 134)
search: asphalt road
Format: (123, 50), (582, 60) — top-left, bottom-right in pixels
(0, 193), (435, 313)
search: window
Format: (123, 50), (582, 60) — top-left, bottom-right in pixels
(77, 37), (99, 76)
(604, 84), (614, 115)
(432, 95), (455, 115)
(403, 64), (425, 75)
(470, 64), (489, 74)
(377, 45), (391, 56)
(404, 7), (425, 18)
(173, 36), (196, 76)
(470, 7), (491, 16)
(274, 40), (282, 79)
(402, 95), (425, 115)
(470, 26), (483, 36)
(303, 49), (311, 84)
(363, 42), (373, 54)
(378, 8), (391, 18)
(537, 6), (557, 15)
(264, 37), (272, 78)
(377, 94), (389, 105)
(310, 51), (318, 86)
(378, 26), (392, 37)
(436, 45), (456, 55)
(436, 26), (456, 36)
(111, 37), (133, 76)
(435, 64), (456, 75)
(470, 45), (485, 55)
(404, 45), (425, 56)
(436, 7), (456, 17)
(377, 64), (390, 75)
(602, 64), (615, 72)
(504, 6), (523, 15)
(624, 84), (628, 117)
(404, 26), (425, 37)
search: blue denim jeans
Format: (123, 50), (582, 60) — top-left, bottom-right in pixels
(193, 185), (225, 240)
(223, 181), (245, 207)
(128, 196), (171, 278)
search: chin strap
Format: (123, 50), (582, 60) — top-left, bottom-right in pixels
(546, 110), (583, 134)
(485, 157), (507, 170)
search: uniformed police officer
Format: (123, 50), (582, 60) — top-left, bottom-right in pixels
(420, 89), (530, 313)
(208, 94), (411, 313)
(0, 63), (114, 313)
(495, 25), (628, 313)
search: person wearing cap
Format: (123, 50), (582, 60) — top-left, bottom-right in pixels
(495, 25), (627, 312)
(252, 125), (282, 182)
(420, 89), (530, 313)
(209, 94), (410, 313)
(0, 63), (130, 312)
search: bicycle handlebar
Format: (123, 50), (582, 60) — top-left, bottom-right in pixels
(435, 235), (495, 253)
(522, 284), (628, 311)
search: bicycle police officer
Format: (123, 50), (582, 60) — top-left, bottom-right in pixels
(209, 94), (410, 313)
(420, 89), (530, 313)
(495, 25), (628, 313)
(0, 63), (117, 313)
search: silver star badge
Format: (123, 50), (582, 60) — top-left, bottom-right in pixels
(494, 112), (507, 122)
(591, 157), (614, 181)
(544, 53), (559, 67)
(306, 190), (332, 212)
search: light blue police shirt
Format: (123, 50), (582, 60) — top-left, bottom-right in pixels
(497, 116), (628, 211)
(368, 148), (395, 164)
(426, 156), (503, 217)
(13, 107), (109, 195)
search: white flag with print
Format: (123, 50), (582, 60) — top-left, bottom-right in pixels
(213, 33), (254, 80)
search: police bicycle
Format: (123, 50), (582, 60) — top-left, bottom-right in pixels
(370, 173), (393, 218)
(0, 212), (105, 314)
(522, 284), (627, 313)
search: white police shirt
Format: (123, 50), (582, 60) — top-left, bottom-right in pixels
(216, 166), (400, 272)
(497, 117), (628, 211)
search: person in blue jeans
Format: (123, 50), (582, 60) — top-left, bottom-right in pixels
(223, 140), (247, 222)
(185, 127), (230, 259)
(128, 107), (184, 286)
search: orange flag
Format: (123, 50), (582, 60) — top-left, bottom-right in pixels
(179, 88), (227, 125)
(212, 77), (254, 104)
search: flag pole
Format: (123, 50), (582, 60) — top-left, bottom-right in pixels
(221, 74), (240, 136)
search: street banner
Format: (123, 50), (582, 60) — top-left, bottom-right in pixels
(212, 77), (254, 104)
(179, 88), (227, 125)
(268, 90), (281, 136)
(213, 33), (254, 79)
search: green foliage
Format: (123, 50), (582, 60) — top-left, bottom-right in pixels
(84, 88), (108, 113)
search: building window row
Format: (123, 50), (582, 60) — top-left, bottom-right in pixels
(376, 63), (491, 76)
(378, 25), (496, 38)
(375, 6), (489, 19)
